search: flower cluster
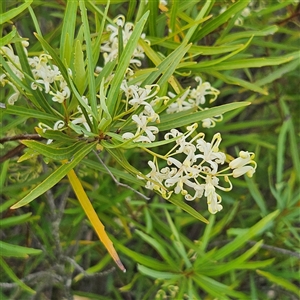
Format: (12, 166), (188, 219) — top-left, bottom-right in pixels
(140, 124), (256, 214)
(121, 82), (168, 143)
(0, 43), (26, 104)
(0, 43), (70, 105)
(167, 76), (221, 128)
(1, 14), (258, 215)
(101, 15), (149, 66)
(30, 54), (70, 103)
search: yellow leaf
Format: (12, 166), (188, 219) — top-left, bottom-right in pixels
(67, 168), (126, 272)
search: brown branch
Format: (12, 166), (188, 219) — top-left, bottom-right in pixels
(0, 144), (26, 163)
(0, 134), (44, 144)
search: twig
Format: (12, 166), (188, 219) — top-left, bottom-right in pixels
(0, 144), (26, 163)
(93, 150), (150, 200)
(248, 240), (300, 259)
(64, 256), (115, 278)
(0, 134), (44, 144)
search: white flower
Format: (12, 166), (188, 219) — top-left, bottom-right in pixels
(166, 89), (193, 114)
(195, 133), (226, 174)
(50, 86), (70, 103)
(204, 175), (223, 214)
(166, 77), (221, 128)
(122, 114), (159, 143)
(229, 151), (256, 178)
(190, 76), (219, 105)
(101, 15), (148, 66)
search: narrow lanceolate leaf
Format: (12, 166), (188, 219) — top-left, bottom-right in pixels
(167, 194), (209, 224)
(79, 0), (97, 126)
(157, 102), (250, 132)
(193, 0), (250, 41)
(137, 264), (181, 280)
(20, 140), (90, 161)
(67, 168), (126, 272)
(0, 241), (42, 258)
(0, 0), (33, 24)
(11, 142), (97, 209)
(256, 270), (300, 296)
(60, 0), (78, 65)
(4, 105), (58, 121)
(0, 27), (16, 47)
(213, 210), (280, 261)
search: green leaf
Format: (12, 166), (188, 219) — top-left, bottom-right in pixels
(60, 0), (78, 65)
(83, 158), (142, 186)
(217, 25), (278, 44)
(193, 0), (250, 41)
(115, 241), (172, 271)
(207, 71), (268, 95)
(0, 241), (41, 258)
(0, 213), (33, 229)
(140, 39), (191, 87)
(137, 264), (181, 280)
(193, 273), (247, 299)
(35, 127), (78, 143)
(11, 141), (97, 209)
(189, 51), (300, 71)
(257, 270), (300, 296)
(199, 240), (272, 276)
(21, 140), (91, 161)
(78, 0), (97, 125)
(0, 0), (33, 25)
(149, 37), (243, 55)
(3, 105), (58, 121)
(157, 102), (250, 132)
(74, 39), (86, 95)
(0, 27), (16, 47)
(165, 209), (192, 268)
(245, 177), (268, 216)
(167, 194), (209, 224)
(135, 229), (179, 270)
(213, 210), (280, 261)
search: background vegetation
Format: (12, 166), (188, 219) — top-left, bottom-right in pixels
(0, 0), (299, 299)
